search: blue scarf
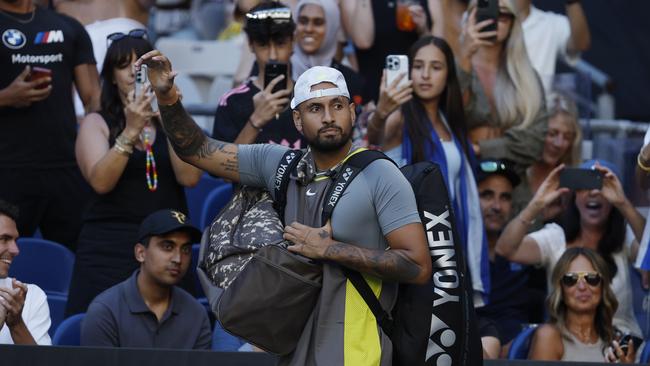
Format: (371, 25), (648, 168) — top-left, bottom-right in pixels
(402, 115), (490, 306)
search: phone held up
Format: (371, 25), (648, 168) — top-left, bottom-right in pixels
(386, 55), (409, 89)
(475, 0), (498, 42)
(559, 168), (604, 191)
(135, 64), (158, 112)
(27, 66), (52, 90)
(264, 61), (288, 94)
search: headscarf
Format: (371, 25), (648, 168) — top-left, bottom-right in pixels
(291, 0), (340, 80)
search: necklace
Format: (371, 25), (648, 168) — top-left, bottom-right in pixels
(0, 7), (36, 24)
(141, 127), (158, 192)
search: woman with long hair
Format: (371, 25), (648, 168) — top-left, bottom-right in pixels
(66, 32), (202, 315)
(457, 0), (546, 171)
(529, 247), (634, 362)
(496, 160), (645, 339)
(367, 35), (489, 307)
(511, 91), (582, 225)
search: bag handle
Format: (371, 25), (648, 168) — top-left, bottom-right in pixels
(272, 149), (304, 223)
(320, 149), (395, 336)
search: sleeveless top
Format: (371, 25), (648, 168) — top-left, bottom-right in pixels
(561, 332), (606, 362)
(83, 113), (188, 224)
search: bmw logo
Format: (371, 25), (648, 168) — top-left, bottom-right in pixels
(2, 29), (27, 50)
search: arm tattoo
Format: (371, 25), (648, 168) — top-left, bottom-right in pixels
(324, 242), (421, 283)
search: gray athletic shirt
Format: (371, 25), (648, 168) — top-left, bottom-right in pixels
(238, 144), (421, 366)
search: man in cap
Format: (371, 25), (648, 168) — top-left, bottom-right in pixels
(81, 209), (211, 349)
(136, 47), (431, 364)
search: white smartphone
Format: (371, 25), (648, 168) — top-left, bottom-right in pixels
(134, 64), (158, 112)
(386, 55), (409, 89)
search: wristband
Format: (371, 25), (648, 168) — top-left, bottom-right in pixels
(248, 118), (263, 132)
(518, 215), (536, 226)
(638, 154), (650, 172)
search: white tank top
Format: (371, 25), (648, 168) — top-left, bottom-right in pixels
(441, 140), (461, 200)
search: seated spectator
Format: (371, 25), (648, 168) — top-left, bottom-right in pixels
(367, 35), (489, 306)
(81, 209), (211, 349)
(529, 247), (633, 362)
(212, 1), (304, 148)
(458, 0), (546, 172)
(496, 160), (645, 338)
(474, 160), (545, 356)
(66, 33), (201, 316)
(511, 92), (582, 227)
(0, 200), (51, 345)
(291, 0), (364, 103)
(517, 0), (591, 93)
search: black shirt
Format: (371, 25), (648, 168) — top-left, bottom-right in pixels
(212, 79), (304, 149)
(0, 6), (95, 168)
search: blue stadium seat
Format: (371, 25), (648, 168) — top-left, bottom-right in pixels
(9, 238), (74, 295)
(185, 174), (224, 227)
(52, 313), (85, 346)
(212, 321), (247, 351)
(507, 326), (537, 360)
(47, 293), (68, 337)
(199, 184), (233, 229)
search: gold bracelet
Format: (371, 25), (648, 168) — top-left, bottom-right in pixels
(518, 215), (536, 226)
(638, 153), (650, 172)
(116, 133), (136, 148)
(113, 140), (133, 155)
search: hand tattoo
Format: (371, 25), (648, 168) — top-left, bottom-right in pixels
(324, 243), (421, 283)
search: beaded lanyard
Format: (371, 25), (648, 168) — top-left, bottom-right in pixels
(141, 127), (158, 191)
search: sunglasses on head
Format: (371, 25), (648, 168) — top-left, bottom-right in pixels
(561, 271), (602, 287)
(246, 8), (292, 23)
(479, 160), (508, 174)
(106, 29), (148, 48)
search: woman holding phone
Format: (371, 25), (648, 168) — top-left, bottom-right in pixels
(66, 32), (202, 315)
(367, 35), (490, 309)
(528, 247), (635, 362)
(457, 0), (546, 172)
(496, 160), (645, 338)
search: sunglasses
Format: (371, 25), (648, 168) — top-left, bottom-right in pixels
(561, 271), (602, 287)
(479, 160), (508, 173)
(246, 8), (292, 23)
(106, 29), (148, 48)
(498, 11), (515, 22)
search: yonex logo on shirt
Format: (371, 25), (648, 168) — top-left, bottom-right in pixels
(2, 29), (27, 50)
(34, 30), (64, 44)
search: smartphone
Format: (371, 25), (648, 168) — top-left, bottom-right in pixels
(135, 64), (158, 112)
(27, 66), (52, 89)
(264, 61), (288, 94)
(619, 334), (643, 354)
(475, 0), (498, 42)
(559, 168), (604, 191)
(386, 55), (409, 89)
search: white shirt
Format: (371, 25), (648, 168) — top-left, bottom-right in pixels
(522, 6), (579, 93)
(0, 277), (52, 345)
(527, 223), (642, 337)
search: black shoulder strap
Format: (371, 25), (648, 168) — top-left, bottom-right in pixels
(272, 149), (304, 223)
(321, 149), (395, 336)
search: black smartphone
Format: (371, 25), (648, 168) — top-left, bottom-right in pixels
(619, 334), (643, 353)
(264, 61), (288, 93)
(475, 0), (498, 42)
(559, 168), (604, 190)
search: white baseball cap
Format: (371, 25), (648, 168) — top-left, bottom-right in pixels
(290, 66), (350, 109)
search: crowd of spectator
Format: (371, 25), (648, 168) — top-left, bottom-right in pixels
(2, 0), (650, 364)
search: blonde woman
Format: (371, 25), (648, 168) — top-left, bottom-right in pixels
(529, 247), (634, 363)
(511, 91), (582, 225)
(458, 0), (546, 172)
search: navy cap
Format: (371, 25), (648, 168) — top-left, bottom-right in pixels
(137, 209), (201, 243)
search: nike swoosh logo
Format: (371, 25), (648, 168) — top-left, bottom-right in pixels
(306, 189), (316, 197)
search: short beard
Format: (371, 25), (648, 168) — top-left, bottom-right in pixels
(306, 125), (352, 153)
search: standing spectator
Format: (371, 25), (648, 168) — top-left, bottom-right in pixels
(66, 35), (201, 315)
(529, 248), (630, 362)
(291, 0), (363, 103)
(0, 200), (52, 345)
(341, 0), (432, 103)
(81, 210), (211, 349)
(458, 0), (546, 172)
(0, 0), (100, 251)
(511, 92), (582, 226)
(367, 35), (489, 306)
(212, 2), (304, 148)
(516, 0), (591, 93)
(496, 161), (645, 338)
